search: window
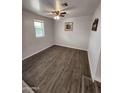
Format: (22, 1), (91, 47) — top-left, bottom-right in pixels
(34, 20), (45, 38)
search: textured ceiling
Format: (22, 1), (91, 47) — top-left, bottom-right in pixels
(22, 0), (100, 19)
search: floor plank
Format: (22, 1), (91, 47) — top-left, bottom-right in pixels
(22, 45), (92, 93)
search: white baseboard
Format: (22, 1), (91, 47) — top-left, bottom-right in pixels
(22, 45), (54, 60)
(95, 77), (101, 82)
(55, 44), (87, 51)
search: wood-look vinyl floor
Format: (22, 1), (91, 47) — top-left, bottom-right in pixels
(22, 45), (92, 93)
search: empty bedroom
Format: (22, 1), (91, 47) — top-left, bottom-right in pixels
(22, 0), (101, 93)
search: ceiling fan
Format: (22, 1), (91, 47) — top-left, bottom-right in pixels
(46, 2), (69, 20)
(51, 10), (67, 20)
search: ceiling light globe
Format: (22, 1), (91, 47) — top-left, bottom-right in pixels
(54, 16), (57, 19)
(56, 16), (60, 20)
(54, 16), (60, 20)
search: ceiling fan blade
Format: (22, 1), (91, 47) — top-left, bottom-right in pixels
(60, 12), (66, 14)
(51, 11), (57, 13)
(41, 9), (55, 16)
(52, 11), (60, 15)
(61, 2), (68, 7)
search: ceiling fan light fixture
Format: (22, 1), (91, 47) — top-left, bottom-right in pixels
(56, 16), (60, 20)
(54, 15), (60, 20)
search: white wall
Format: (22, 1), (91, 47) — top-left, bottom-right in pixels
(88, 4), (101, 81)
(22, 10), (54, 59)
(54, 16), (92, 50)
(22, 7), (101, 81)
(95, 54), (101, 82)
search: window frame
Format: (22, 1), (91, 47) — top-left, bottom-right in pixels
(33, 19), (45, 38)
